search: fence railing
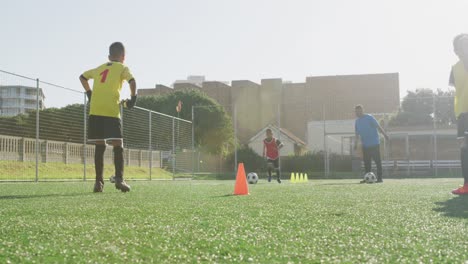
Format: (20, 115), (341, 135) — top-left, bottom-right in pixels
(0, 134), (164, 167)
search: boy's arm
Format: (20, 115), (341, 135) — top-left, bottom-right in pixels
(129, 79), (137, 96)
(79, 75), (92, 100)
(124, 79), (137, 109)
(449, 69), (455, 87)
(276, 139), (284, 149)
(79, 75), (91, 92)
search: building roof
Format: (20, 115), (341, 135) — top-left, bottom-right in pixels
(248, 124), (306, 146)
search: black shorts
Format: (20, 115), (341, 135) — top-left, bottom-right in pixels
(88, 115), (122, 141)
(457, 113), (468, 138)
(267, 158), (279, 169)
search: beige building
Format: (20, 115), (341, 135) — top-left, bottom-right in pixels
(139, 73), (400, 145)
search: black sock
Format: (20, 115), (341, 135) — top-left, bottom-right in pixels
(462, 146), (468, 185)
(114, 146), (124, 180)
(276, 169), (281, 179)
(95, 145), (106, 183)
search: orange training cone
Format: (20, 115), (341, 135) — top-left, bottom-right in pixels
(234, 163), (249, 195)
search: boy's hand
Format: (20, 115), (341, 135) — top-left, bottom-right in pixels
(124, 95), (137, 109)
(86, 90), (92, 101)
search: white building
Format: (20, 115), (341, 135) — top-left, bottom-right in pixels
(307, 114), (390, 155)
(248, 125), (307, 157)
(307, 119), (355, 155)
(0, 85), (45, 116)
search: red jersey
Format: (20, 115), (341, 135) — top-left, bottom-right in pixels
(263, 137), (281, 160)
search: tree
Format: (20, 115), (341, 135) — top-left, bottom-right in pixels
(434, 89), (456, 125)
(0, 104), (86, 142)
(0, 89), (234, 156)
(136, 90), (234, 155)
(388, 89), (455, 127)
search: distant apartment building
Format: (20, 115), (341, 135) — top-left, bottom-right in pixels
(0, 85), (45, 116)
(139, 73), (400, 144)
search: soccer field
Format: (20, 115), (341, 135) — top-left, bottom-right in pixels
(0, 179), (467, 263)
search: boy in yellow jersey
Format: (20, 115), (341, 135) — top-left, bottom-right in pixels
(79, 42), (137, 193)
(449, 34), (468, 195)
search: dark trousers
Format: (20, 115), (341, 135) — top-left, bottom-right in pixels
(267, 158), (280, 179)
(461, 146), (468, 185)
(362, 145), (382, 180)
(457, 113), (468, 185)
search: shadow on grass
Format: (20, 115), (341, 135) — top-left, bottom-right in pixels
(210, 194), (236, 198)
(433, 196), (468, 219)
(0, 192), (94, 200)
(317, 182), (362, 186)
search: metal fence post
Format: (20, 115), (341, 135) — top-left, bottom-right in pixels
(433, 94), (438, 177)
(83, 93), (87, 181)
(191, 106), (195, 179)
(149, 111), (152, 180)
(172, 117), (175, 178)
(406, 134), (410, 177)
(277, 103), (281, 176)
(323, 104), (328, 178)
(234, 103), (237, 175)
(35, 78), (40, 182)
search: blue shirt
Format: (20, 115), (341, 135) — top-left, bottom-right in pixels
(355, 114), (380, 147)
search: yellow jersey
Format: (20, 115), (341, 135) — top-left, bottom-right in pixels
(82, 62), (134, 118)
(452, 61), (468, 117)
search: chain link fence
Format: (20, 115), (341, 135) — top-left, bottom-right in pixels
(2, 69), (458, 181)
(192, 95), (460, 180)
(0, 69), (193, 181)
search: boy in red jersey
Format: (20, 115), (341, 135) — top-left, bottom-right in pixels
(263, 128), (283, 183)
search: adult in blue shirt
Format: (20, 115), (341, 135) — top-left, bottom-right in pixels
(354, 105), (389, 183)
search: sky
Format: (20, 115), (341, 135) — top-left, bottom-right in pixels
(1, 0), (467, 107)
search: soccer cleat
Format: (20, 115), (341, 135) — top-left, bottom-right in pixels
(115, 179), (131, 192)
(268, 176), (272, 182)
(376, 179), (383, 183)
(277, 178), (282, 184)
(93, 181), (104, 193)
(451, 185), (468, 195)
(359, 180), (366, 184)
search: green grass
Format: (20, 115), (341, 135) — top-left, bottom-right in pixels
(0, 161), (174, 180)
(0, 179), (467, 263)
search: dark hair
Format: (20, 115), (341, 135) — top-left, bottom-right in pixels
(454, 34), (468, 50)
(355, 104), (363, 110)
(109, 42), (125, 57)
(266, 128), (272, 133)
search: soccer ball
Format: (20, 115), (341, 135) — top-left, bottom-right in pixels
(109, 175), (116, 183)
(247, 172), (258, 184)
(364, 172), (377, 184)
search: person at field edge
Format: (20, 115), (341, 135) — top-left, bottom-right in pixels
(449, 33), (468, 195)
(354, 105), (389, 183)
(263, 128), (284, 183)
(79, 42), (137, 193)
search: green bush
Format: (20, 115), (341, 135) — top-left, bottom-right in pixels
(225, 148), (352, 176)
(282, 151), (352, 173)
(225, 145), (264, 173)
